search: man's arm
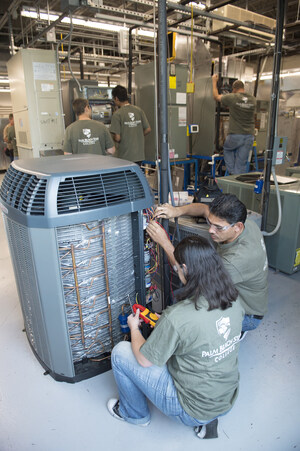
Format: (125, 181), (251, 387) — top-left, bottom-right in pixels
(143, 127), (151, 136)
(212, 74), (222, 103)
(112, 133), (121, 143)
(154, 202), (210, 220)
(3, 124), (9, 142)
(62, 127), (73, 155)
(146, 221), (176, 267)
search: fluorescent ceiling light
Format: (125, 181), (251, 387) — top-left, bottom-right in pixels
(0, 88), (11, 92)
(171, 0), (205, 8)
(21, 8), (125, 32)
(98, 82), (117, 87)
(0, 78), (9, 84)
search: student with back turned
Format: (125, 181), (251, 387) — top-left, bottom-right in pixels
(110, 85), (151, 165)
(63, 98), (115, 156)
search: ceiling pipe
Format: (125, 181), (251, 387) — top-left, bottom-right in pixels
(0, 0), (22, 32)
(23, 8), (72, 48)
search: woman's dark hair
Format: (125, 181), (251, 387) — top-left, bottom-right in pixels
(173, 235), (238, 311)
(209, 193), (247, 224)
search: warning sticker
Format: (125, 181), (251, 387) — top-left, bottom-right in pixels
(294, 248), (300, 267)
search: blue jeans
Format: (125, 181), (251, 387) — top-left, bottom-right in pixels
(223, 134), (254, 174)
(242, 314), (262, 332)
(111, 341), (215, 427)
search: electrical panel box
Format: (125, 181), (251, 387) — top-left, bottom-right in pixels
(135, 62), (188, 161)
(61, 79), (113, 127)
(272, 136), (288, 165)
(7, 49), (65, 158)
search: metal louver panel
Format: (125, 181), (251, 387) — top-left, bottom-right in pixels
(3, 216), (51, 365)
(57, 170), (145, 214)
(0, 166), (46, 216)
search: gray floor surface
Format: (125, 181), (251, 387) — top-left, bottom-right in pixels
(0, 173), (299, 451)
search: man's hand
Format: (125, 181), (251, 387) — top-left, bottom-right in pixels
(146, 221), (170, 247)
(146, 221), (176, 266)
(212, 74), (219, 83)
(154, 203), (178, 219)
(106, 146), (115, 155)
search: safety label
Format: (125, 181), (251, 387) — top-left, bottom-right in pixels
(294, 248), (300, 267)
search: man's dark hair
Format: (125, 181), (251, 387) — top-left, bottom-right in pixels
(72, 98), (89, 116)
(232, 80), (244, 91)
(9, 113), (13, 120)
(112, 85), (129, 102)
(209, 193), (247, 224)
(174, 235), (238, 310)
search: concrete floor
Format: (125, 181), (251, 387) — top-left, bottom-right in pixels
(0, 172), (300, 451)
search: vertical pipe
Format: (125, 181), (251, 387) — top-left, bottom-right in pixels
(215, 42), (223, 151)
(79, 48), (84, 80)
(254, 55), (263, 97)
(158, 0), (170, 308)
(261, 0), (286, 231)
(8, 14), (15, 56)
(128, 28), (134, 98)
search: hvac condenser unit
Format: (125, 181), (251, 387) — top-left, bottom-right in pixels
(0, 154), (154, 382)
(216, 173), (300, 274)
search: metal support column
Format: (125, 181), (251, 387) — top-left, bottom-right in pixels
(158, 0), (171, 308)
(261, 0), (286, 231)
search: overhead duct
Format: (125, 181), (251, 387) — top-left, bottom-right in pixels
(212, 5), (276, 39)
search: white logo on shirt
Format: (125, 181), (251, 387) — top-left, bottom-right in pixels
(83, 128), (91, 138)
(216, 316), (231, 341)
(128, 112), (135, 121)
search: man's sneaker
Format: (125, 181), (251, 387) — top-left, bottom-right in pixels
(194, 418), (218, 439)
(239, 330), (248, 341)
(107, 399), (125, 422)
(107, 398), (150, 427)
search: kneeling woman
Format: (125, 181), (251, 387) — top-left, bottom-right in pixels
(107, 236), (244, 439)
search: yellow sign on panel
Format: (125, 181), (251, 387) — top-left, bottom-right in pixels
(169, 76), (176, 89)
(186, 82), (195, 93)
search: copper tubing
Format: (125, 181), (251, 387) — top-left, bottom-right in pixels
(71, 244), (85, 348)
(102, 223), (114, 349)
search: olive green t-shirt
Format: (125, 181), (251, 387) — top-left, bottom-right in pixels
(141, 297), (244, 422)
(110, 105), (150, 162)
(63, 119), (114, 155)
(221, 92), (256, 135)
(217, 219), (268, 316)
(7, 125), (18, 157)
